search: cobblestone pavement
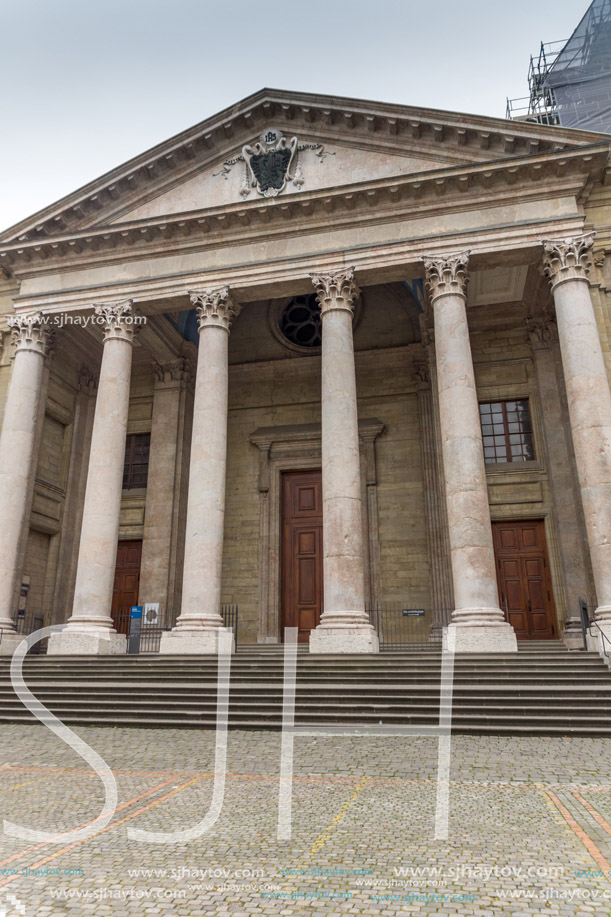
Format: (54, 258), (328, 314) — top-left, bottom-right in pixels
(1, 727), (611, 915)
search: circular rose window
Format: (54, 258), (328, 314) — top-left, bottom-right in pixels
(279, 295), (322, 348)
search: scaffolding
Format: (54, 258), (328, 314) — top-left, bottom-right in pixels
(506, 0), (611, 132)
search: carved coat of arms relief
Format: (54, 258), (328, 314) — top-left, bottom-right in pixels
(213, 126), (332, 198)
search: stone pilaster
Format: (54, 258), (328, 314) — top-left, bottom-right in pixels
(160, 287), (241, 654)
(308, 267), (379, 653)
(50, 367), (98, 626)
(526, 316), (593, 649)
(414, 330), (454, 637)
(48, 301), (135, 655)
(423, 252), (517, 652)
(0, 313), (53, 654)
(542, 232), (611, 642)
(360, 423), (385, 615)
(139, 358), (192, 623)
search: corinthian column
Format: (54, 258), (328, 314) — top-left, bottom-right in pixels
(48, 302), (135, 655)
(542, 233), (611, 640)
(160, 287), (240, 654)
(308, 267), (378, 653)
(423, 253), (517, 652)
(0, 313), (52, 655)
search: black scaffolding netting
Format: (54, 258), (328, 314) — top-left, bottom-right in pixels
(543, 0), (611, 132)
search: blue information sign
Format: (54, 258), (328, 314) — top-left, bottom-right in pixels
(128, 605), (143, 654)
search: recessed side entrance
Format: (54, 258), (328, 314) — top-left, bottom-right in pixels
(112, 540), (142, 634)
(281, 470), (323, 642)
(492, 520), (557, 639)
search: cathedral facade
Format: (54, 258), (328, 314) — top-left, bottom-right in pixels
(0, 89), (610, 655)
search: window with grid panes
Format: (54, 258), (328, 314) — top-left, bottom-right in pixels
(479, 400), (535, 464)
(123, 433), (151, 489)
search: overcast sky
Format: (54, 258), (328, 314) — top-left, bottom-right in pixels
(0, 0), (590, 232)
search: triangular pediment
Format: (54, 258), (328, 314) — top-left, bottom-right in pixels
(2, 87), (607, 244)
(109, 135), (463, 224)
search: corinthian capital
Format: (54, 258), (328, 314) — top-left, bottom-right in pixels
(525, 317), (558, 351)
(189, 287), (241, 332)
(94, 300), (135, 344)
(422, 252), (470, 303)
(152, 357), (192, 385)
(541, 232), (595, 291)
(310, 266), (359, 316)
(7, 311), (53, 357)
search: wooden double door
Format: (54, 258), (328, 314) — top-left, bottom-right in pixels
(492, 520), (557, 639)
(281, 471), (323, 642)
(111, 540), (142, 634)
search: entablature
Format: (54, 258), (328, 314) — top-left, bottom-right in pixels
(1, 145), (606, 283)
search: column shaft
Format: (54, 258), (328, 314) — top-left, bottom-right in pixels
(48, 302), (134, 656)
(309, 267), (378, 653)
(543, 234), (611, 633)
(160, 288), (239, 654)
(423, 253), (517, 652)
(0, 314), (51, 654)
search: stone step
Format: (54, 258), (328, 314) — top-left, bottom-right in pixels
(0, 660), (605, 672)
(1, 714), (605, 736)
(1, 710), (610, 736)
(3, 697), (611, 716)
(0, 648), (607, 735)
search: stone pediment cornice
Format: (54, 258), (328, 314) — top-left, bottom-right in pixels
(0, 144), (607, 277)
(2, 87), (610, 247)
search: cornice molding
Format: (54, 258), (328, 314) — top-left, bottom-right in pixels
(2, 87), (607, 246)
(1, 145), (605, 277)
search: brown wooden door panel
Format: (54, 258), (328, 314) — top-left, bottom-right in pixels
(111, 540), (142, 634)
(281, 471), (323, 643)
(499, 558), (528, 637)
(492, 521), (556, 640)
(497, 525), (519, 551)
(522, 556), (552, 636)
(520, 524), (544, 551)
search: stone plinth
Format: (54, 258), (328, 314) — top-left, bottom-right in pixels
(159, 628), (235, 655)
(447, 623), (518, 653)
(48, 632), (127, 655)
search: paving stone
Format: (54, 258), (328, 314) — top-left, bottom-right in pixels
(1, 726), (611, 914)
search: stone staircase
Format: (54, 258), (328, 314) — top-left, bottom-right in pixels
(0, 640), (610, 735)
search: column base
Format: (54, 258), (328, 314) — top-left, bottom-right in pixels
(47, 631), (127, 655)
(0, 631), (25, 656)
(447, 622), (517, 653)
(159, 628), (235, 655)
(309, 624), (379, 654)
(562, 617), (585, 651)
